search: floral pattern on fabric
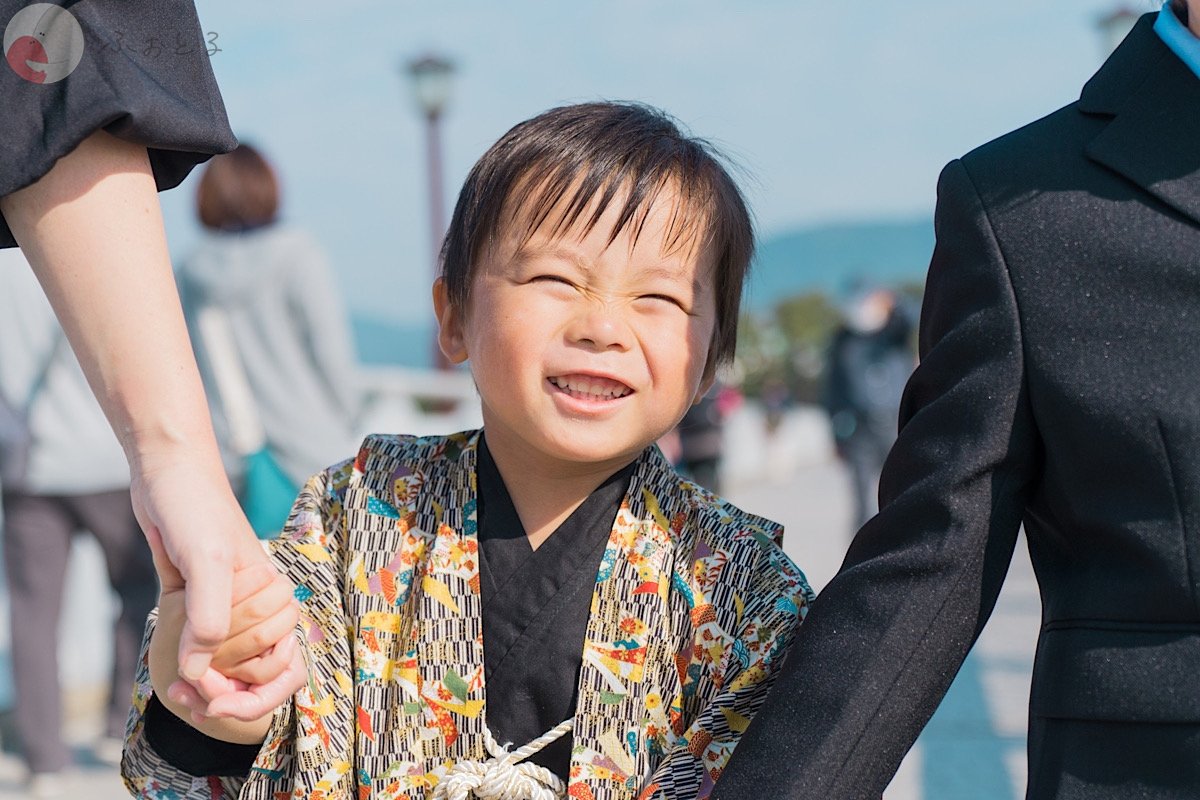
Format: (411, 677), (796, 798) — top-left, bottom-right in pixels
(122, 430), (813, 799)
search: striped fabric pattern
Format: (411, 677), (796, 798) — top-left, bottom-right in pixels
(122, 430), (813, 800)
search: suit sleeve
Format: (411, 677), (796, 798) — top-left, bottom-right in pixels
(712, 159), (1042, 799)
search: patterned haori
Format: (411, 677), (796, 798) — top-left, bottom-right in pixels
(122, 431), (813, 799)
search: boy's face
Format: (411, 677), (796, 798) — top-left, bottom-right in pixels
(435, 184), (717, 473)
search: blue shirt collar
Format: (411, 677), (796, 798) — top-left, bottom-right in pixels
(1156, 2), (1200, 81)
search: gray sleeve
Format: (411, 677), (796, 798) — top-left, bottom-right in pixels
(285, 237), (363, 425)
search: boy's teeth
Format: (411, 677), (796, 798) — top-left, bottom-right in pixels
(551, 376), (631, 398)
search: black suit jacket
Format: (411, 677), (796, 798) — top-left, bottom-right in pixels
(715, 15), (1200, 800)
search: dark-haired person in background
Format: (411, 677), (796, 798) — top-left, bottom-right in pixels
(820, 287), (914, 533)
(179, 144), (361, 508)
(0, 1), (299, 716)
(716, 1), (1200, 798)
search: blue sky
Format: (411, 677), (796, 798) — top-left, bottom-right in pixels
(158, 0), (1156, 324)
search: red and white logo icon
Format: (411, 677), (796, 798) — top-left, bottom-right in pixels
(4, 4), (84, 84)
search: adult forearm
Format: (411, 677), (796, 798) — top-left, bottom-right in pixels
(0, 129), (218, 470)
(1, 129), (284, 683)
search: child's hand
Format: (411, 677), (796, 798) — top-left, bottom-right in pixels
(166, 635), (306, 726)
(211, 561), (300, 686)
(168, 561), (306, 724)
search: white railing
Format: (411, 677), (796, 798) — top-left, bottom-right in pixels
(355, 365), (482, 438)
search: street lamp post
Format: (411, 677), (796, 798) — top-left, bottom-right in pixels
(406, 54), (455, 369)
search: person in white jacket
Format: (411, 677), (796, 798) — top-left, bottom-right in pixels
(178, 144), (361, 495)
(0, 249), (158, 797)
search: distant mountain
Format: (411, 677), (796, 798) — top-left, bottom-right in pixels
(746, 217), (934, 313)
(351, 217), (937, 366)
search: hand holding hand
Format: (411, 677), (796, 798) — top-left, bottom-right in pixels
(173, 561), (307, 724)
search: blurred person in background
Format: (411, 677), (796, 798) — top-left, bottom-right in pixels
(760, 376), (791, 437)
(179, 144), (362, 509)
(675, 383), (740, 494)
(0, 250), (157, 798)
(820, 286), (915, 532)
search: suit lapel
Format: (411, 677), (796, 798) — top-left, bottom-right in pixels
(1082, 14), (1200, 225)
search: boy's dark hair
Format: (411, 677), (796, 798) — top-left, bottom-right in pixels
(441, 102), (754, 370)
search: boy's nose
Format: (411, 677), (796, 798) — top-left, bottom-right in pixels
(566, 303), (631, 352)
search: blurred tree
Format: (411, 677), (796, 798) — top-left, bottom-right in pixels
(734, 291), (839, 403)
(734, 282), (921, 404)
(776, 292), (840, 403)
(733, 315), (785, 399)
(775, 292), (841, 346)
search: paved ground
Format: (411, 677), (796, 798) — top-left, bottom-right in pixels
(0, 694), (128, 798)
(0, 408), (1041, 799)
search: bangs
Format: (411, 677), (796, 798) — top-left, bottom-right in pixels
(503, 154), (718, 264)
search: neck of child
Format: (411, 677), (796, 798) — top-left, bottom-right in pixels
(1190, 0), (1200, 37)
(483, 427), (639, 551)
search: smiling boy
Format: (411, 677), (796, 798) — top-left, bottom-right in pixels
(122, 102), (813, 800)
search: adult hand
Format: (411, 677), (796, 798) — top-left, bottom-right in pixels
(167, 640), (307, 726)
(148, 530), (302, 741)
(133, 447), (289, 683)
(145, 493), (305, 727)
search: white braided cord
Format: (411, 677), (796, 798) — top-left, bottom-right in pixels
(432, 718), (574, 800)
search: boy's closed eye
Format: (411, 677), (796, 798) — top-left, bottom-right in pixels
(635, 292), (689, 312)
(527, 272), (692, 314)
(529, 273), (576, 288)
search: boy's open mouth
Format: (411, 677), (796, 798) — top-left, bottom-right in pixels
(547, 374), (633, 401)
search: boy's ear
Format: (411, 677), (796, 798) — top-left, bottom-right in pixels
(693, 368), (717, 405)
(433, 278), (469, 364)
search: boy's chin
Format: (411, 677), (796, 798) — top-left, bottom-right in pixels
(535, 431), (651, 468)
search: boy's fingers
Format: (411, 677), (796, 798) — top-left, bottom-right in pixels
(219, 634), (297, 686)
(182, 557), (291, 678)
(188, 665), (250, 702)
(166, 679), (214, 727)
(204, 645), (307, 722)
(231, 562), (279, 606)
(212, 604), (300, 670)
(167, 679), (207, 713)
(225, 576), (297, 641)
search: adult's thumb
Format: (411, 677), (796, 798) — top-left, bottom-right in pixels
(177, 550), (236, 681)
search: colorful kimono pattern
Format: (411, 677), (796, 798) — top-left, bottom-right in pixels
(122, 431), (814, 800)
